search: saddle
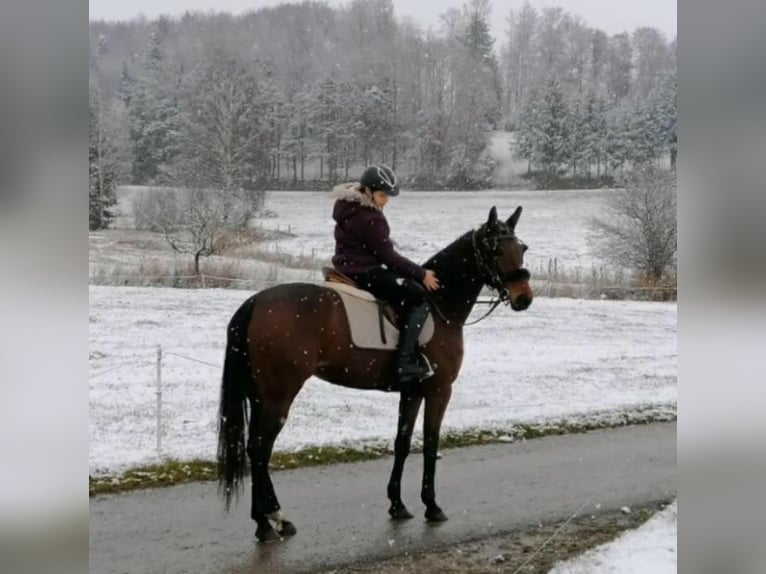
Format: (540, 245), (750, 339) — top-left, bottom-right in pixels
(321, 267), (435, 351)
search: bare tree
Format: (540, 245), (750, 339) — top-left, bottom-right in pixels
(590, 167), (676, 282)
(134, 187), (259, 274)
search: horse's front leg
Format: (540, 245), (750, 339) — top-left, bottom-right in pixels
(387, 390), (423, 520)
(421, 385), (452, 522)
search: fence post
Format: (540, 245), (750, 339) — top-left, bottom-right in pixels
(156, 345), (162, 459)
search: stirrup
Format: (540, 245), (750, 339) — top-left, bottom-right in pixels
(417, 353), (435, 380)
(396, 353), (434, 383)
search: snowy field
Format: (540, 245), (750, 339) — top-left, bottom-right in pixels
(109, 186), (611, 276)
(550, 501), (677, 574)
(89, 285), (676, 476)
(253, 188), (608, 272)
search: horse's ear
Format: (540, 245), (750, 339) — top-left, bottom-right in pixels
(507, 206), (522, 229)
(487, 206), (498, 227)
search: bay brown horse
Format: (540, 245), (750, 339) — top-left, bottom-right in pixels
(217, 206), (533, 542)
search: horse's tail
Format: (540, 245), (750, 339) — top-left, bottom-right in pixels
(217, 294), (257, 512)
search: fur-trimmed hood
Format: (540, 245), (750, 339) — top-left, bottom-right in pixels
(330, 182), (379, 210)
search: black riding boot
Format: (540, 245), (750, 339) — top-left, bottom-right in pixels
(396, 303), (432, 387)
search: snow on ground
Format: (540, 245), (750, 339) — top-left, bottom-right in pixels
(106, 187), (611, 277)
(89, 285), (676, 475)
(550, 501), (677, 574)
(255, 189), (609, 273)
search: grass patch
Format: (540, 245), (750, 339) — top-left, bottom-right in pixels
(89, 257), (265, 289)
(90, 405), (675, 496)
(243, 245), (329, 271)
(529, 258), (677, 301)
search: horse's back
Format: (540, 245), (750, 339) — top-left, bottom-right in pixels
(234, 282), (357, 385)
(247, 281), (342, 339)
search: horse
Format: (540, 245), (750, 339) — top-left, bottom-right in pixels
(217, 205), (533, 542)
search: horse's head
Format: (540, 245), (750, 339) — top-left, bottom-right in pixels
(473, 206), (533, 312)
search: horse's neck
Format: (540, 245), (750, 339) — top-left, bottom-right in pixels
(424, 233), (484, 326)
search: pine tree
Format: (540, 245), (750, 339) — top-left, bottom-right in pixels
(606, 105), (630, 173)
(653, 72), (677, 169)
(89, 87), (117, 230)
(118, 61), (135, 107)
(459, 0), (502, 129)
(578, 92), (599, 175)
(127, 25), (178, 184)
(537, 78), (570, 174)
(516, 89), (541, 172)
(568, 96), (587, 175)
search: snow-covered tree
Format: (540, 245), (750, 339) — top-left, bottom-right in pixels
(282, 90), (312, 182)
(126, 23), (179, 184)
(535, 78), (571, 174)
(606, 33), (632, 100)
(605, 105), (631, 173)
(632, 27), (672, 99)
(590, 167), (677, 282)
(502, 1), (537, 124)
(589, 29), (609, 93)
(89, 86), (117, 230)
(580, 92), (608, 175)
(89, 4), (676, 190)
(651, 72), (677, 169)
(567, 96), (588, 175)
(173, 48), (269, 207)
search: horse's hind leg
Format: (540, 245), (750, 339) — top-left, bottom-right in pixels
(248, 395), (298, 543)
(387, 390), (424, 520)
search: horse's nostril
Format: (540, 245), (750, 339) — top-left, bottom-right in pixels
(513, 294), (531, 311)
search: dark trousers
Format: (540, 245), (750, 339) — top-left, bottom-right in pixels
(349, 268), (431, 384)
(347, 268), (426, 312)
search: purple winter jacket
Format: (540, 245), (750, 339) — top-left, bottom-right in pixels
(330, 183), (426, 281)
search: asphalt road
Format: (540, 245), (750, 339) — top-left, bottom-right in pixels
(89, 422), (676, 574)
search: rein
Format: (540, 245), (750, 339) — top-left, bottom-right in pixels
(463, 297), (503, 326)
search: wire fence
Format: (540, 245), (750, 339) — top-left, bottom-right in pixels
(89, 271), (677, 302)
(90, 346), (222, 459)
(89, 342), (674, 462)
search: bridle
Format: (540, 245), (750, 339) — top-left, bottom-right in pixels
(471, 226), (531, 304)
(428, 226), (530, 327)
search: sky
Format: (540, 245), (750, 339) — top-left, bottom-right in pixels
(89, 0), (677, 42)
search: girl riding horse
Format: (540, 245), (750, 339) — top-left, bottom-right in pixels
(218, 186), (533, 542)
(331, 164), (440, 390)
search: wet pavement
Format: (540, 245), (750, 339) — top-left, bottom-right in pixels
(89, 422), (676, 574)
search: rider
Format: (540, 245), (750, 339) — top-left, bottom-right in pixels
(330, 164), (440, 389)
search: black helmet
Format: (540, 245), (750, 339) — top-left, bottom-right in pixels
(360, 164), (399, 197)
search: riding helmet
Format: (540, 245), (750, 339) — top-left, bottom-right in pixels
(360, 164), (399, 197)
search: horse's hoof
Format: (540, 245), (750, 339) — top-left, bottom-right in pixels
(389, 505), (414, 520)
(425, 508), (449, 522)
(255, 526), (281, 543)
(277, 520), (297, 537)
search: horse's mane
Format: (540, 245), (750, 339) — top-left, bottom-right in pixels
(421, 230), (484, 324)
(423, 231), (470, 268)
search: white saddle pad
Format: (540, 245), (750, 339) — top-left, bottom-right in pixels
(323, 282), (435, 350)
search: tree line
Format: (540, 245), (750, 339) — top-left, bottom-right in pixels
(89, 0), (676, 230)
